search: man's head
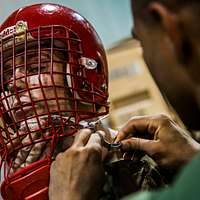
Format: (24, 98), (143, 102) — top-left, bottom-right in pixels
(0, 3), (109, 199)
(0, 3), (109, 147)
(131, 0), (200, 130)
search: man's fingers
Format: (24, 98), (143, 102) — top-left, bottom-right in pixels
(115, 116), (155, 142)
(115, 115), (169, 142)
(86, 130), (105, 148)
(121, 137), (160, 156)
(73, 129), (92, 147)
(73, 129), (106, 148)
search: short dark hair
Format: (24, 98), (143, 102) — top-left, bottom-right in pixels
(131, 0), (200, 16)
(131, 0), (200, 35)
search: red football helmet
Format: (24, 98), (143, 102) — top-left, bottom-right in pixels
(0, 3), (109, 200)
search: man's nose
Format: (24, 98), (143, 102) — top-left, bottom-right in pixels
(8, 68), (26, 92)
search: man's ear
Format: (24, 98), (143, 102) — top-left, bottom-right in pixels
(148, 2), (191, 64)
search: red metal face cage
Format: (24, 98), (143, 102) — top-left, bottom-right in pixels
(0, 4), (109, 200)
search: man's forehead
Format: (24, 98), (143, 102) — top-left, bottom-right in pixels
(1, 40), (36, 62)
(1, 39), (61, 61)
(0, 20), (66, 58)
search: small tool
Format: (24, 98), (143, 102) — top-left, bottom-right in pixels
(78, 114), (109, 131)
(79, 115), (122, 151)
(101, 139), (122, 152)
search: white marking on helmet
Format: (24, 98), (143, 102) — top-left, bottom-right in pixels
(79, 57), (97, 70)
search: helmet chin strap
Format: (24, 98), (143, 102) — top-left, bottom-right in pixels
(11, 115), (66, 171)
(11, 114), (99, 173)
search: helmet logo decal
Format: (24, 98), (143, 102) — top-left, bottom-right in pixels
(16, 21), (28, 36)
(79, 57), (97, 69)
(0, 20), (28, 39)
(0, 24), (16, 39)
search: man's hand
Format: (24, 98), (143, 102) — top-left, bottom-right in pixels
(49, 129), (105, 200)
(115, 114), (200, 169)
